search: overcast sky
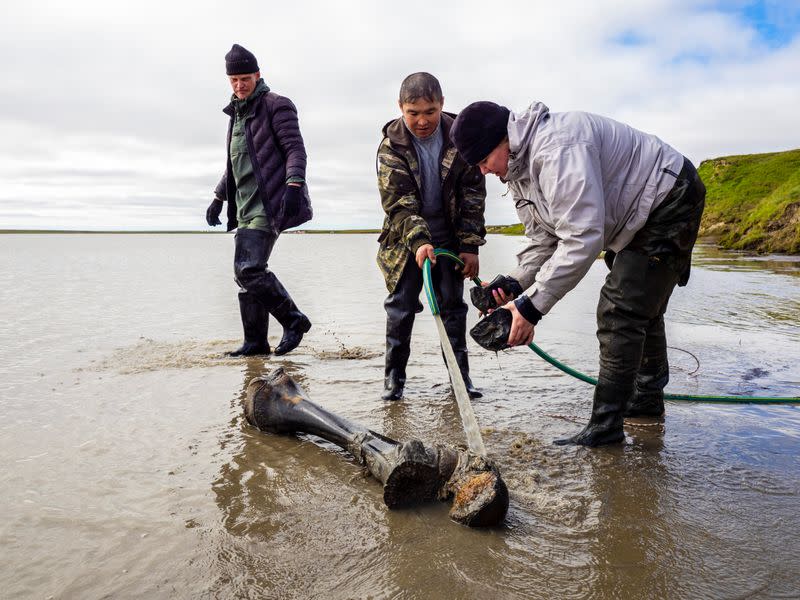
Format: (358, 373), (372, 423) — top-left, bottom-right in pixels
(1, 0), (798, 231)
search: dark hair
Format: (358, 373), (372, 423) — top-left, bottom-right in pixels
(399, 72), (443, 104)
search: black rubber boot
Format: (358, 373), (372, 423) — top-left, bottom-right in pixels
(233, 229), (309, 357)
(271, 294), (312, 356)
(381, 370), (406, 401)
(625, 321), (669, 417)
(625, 355), (669, 417)
(249, 269), (311, 356)
(625, 390), (665, 418)
(463, 376), (482, 400)
(381, 259), (421, 401)
(439, 263), (481, 399)
(454, 349), (482, 400)
(443, 346), (482, 399)
(381, 306), (413, 401)
(554, 377), (628, 447)
(228, 294), (270, 357)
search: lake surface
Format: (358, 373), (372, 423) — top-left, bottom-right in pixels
(1, 233), (798, 599)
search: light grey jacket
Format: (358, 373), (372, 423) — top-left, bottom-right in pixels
(506, 102), (684, 315)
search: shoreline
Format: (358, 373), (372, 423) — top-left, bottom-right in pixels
(2, 228), (797, 258)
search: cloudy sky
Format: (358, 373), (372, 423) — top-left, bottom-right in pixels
(1, 0), (799, 231)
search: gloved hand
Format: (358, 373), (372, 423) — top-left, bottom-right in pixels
(206, 199), (223, 226)
(470, 274), (523, 314)
(282, 184), (304, 218)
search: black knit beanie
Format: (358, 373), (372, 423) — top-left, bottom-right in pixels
(225, 44), (259, 75)
(450, 101), (511, 166)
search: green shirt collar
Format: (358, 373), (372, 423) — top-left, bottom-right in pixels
(231, 78), (270, 115)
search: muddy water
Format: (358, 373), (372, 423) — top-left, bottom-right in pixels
(1, 233), (798, 599)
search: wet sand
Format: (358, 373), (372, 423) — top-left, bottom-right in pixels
(1, 233), (798, 599)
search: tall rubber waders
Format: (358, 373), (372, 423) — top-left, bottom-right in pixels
(422, 250), (486, 456)
(428, 248), (800, 406)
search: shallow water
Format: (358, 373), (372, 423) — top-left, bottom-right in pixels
(1, 233), (798, 599)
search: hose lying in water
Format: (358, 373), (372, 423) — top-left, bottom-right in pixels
(428, 248), (800, 405)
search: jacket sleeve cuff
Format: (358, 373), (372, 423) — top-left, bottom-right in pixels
(214, 175), (228, 202)
(285, 176), (305, 185)
(514, 295), (543, 325)
(459, 244), (479, 255)
(285, 167), (306, 180)
(409, 237), (432, 254)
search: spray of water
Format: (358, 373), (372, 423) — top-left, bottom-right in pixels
(433, 314), (487, 456)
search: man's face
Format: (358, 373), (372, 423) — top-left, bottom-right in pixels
(229, 72), (260, 100)
(399, 97), (444, 139)
(478, 140), (510, 179)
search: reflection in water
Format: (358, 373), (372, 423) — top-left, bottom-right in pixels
(212, 359), (273, 537)
(692, 242), (800, 278)
(583, 428), (673, 598)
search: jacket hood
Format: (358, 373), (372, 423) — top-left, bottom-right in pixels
(382, 111), (457, 150)
(506, 101), (550, 179)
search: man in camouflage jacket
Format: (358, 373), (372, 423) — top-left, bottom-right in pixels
(376, 72), (486, 401)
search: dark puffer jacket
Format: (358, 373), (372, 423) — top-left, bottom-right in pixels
(214, 87), (312, 232)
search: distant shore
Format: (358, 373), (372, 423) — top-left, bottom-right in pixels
(0, 226), (523, 235)
(0, 229), (230, 234)
(3, 220), (794, 256)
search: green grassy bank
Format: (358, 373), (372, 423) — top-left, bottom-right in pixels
(697, 149), (800, 254)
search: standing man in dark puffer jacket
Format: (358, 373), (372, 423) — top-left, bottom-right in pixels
(206, 44), (313, 357)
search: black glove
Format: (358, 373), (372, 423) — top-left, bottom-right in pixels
(206, 199), (223, 226)
(282, 184), (304, 218)
(470, 275), (524, 313)
(470, 308), (513, 352)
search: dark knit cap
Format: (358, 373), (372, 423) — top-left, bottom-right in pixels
(450, 101), (511, 166)
(225, 44), (259, 75)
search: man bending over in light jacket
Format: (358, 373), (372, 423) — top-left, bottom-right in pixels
(450, 101), (705, 447)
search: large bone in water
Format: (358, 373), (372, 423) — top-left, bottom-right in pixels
(244, 368), (509, 527)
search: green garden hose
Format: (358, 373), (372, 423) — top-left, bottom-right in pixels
(427, 248), (799, 405)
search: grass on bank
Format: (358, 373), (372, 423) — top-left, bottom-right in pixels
(487, 224), (525, 235)
(698, 148), (800, 254)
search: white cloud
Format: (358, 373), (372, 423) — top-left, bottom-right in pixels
(0, 0), (798, 230)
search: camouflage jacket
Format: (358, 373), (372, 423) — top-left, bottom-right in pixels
(376, 112), (487, 292)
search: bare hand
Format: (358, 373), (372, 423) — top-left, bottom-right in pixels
(480, 281), (511, 314)
(415, 244), (436, 269)
(458, 252), (479, 279)
(504, 301), (535, 346)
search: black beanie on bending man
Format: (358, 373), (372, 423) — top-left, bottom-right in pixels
(450, 101), (511, 166)
(225, 44), (259, 75)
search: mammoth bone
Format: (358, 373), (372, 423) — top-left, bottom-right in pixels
(244, 368), (509, 527)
